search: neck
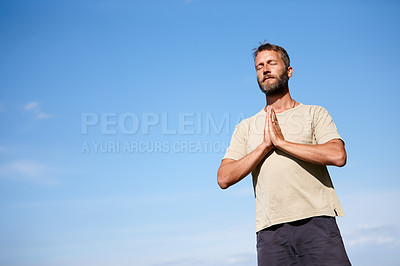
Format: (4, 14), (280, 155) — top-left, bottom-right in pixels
(265, 90), (295, 113)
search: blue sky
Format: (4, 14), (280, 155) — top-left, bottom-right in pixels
(0, 0), (399, 265)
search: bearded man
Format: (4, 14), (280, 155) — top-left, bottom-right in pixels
(217, 42), (351, 265)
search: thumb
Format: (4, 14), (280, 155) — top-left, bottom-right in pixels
(267, 111), (273, 133)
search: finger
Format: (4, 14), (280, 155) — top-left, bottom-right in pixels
(269, 121), (278, 144)
(269, 108), (274, 124)
(266, 105), (271, 117)
(272, 109), (278, 125)
(268, 111), (274, 134)
(270, 110), (277, 130)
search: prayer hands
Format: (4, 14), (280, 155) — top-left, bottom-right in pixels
(263, 109), (273, 147)
(266, 106), (285, 148)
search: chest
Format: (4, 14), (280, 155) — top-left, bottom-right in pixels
(247, 113), (315, 153)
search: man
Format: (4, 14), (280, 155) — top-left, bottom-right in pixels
(217, 43), (351, 265)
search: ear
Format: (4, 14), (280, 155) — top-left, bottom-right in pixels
(287, 66), (293, 78)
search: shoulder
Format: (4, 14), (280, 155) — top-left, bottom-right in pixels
(297, 103), (327, 112)
(296, 104), (331, 117)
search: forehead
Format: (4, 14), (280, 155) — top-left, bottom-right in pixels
(255, 50), (282, 64)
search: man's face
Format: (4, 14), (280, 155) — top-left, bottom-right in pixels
(255, 50), (292, 95)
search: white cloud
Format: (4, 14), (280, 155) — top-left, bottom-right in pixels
(24, 101), (39, 111)
(36, 112), (52, 120)
(23, 101), (51, 119)
(346, 223), (400, 247)
(338, 191), (400, 250)
(0, 159), (58, 185)
(348, 235), (396, 246)
(225, 253), (255, 265)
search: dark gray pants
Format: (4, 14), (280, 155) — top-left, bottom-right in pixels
(256, 216), (351, 266)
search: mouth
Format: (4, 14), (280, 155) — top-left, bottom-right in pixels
(263, 76), (275, 82)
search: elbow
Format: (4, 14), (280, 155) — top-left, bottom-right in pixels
(217, 169), (230, 189)
(218, 181), (229, 190)
(333, 151), (347, 167)
(217, 175), (230, 189)
(335, 157), (346, 167)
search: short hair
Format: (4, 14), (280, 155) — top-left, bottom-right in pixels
(252, 42), (290, 69)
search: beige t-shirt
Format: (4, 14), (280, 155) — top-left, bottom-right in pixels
(223, 103), (345, 232)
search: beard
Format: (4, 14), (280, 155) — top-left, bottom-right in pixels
(258, 71), (289, 96)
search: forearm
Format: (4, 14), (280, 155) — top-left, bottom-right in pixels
(217, 142), (273, 189)
(275, 139), (346, 167)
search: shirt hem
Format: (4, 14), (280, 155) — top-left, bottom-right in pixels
(255, 210), (344, 232)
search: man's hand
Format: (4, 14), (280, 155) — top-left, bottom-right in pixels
(267, 106), (285, 147)
(265, 105), (346, 167)
(263, 109), (273, 148)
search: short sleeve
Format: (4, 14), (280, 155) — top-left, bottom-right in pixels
(223, 120), (248, 160)
(313, 106), (343, 145)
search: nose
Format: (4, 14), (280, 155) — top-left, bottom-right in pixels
(263, 65), (270, 74)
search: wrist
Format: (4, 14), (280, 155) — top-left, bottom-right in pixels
(260, 141), (274, 152)
(275, 139), (287, 150)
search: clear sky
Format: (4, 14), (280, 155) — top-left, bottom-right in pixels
(0, 0), (399, 265)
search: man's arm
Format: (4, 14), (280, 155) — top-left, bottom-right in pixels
(267, 106), (347, 167)
(217, 114), (273, 189)
(217, 143), (273, 189)
(275, 139), (346, 166)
